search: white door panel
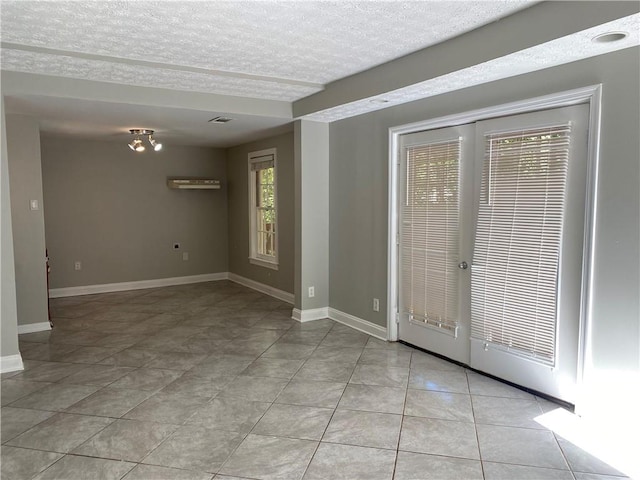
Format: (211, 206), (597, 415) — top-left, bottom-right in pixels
(398, 124), (476, 364)
(470, 104), (588, 403)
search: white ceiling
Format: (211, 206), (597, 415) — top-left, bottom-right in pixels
(3, 94), (294, 148)
(1, 1), (534, 100)
(1, 1), (638, 147)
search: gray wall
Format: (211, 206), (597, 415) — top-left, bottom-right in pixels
(227, 131), (294, 294)
(329, 47), (639, 416)
(6, 115), (49, 327)
(294, 120), (329, 310)
(330, 112), (388, 326)
(41, 137), (228, 287)
(1, 100), (20, 360)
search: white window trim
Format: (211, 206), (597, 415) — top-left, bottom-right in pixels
(248, 147), (279, 269)
(387, 85), (602, 415)
(249, 257), (279, 270)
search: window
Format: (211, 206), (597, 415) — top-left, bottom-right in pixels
(248, 148), (278, 269)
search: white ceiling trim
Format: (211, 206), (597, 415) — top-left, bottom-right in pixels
(0, 49), (320, 102)
(1, 42), (325, 90)
(302, 13), (640, 122)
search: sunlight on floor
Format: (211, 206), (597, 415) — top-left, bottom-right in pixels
(535, 407), (640, 478)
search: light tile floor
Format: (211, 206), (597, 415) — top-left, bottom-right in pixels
(0, 281), (630, 480)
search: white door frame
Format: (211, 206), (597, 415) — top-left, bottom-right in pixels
(387, 85), (602, 411)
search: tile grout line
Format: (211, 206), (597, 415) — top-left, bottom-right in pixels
(8, 283), (600, 479)
(216, 317), (334, 476)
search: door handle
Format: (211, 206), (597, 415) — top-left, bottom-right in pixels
(458, 261), (468, 270)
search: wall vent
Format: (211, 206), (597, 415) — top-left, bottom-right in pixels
(167, 178), (221, 190)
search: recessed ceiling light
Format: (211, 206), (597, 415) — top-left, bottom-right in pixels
(208, 116), (233, 123)
(592, 31), (628, 43)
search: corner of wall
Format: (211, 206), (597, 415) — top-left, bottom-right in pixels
(5, 114), (49, 328)
(225, 131), (295, 297)
(0, 97), (21, 359)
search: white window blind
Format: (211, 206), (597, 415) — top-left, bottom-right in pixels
(401, 139), (461, 333)
(470, 124), (572, 365)
(250, 154), (274, 172)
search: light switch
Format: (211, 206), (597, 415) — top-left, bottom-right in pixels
(30, 199), (39, 211)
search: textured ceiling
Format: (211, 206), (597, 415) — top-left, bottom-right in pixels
(0, 48), (318, 102)
(0, 0), (535, 101)
(305, 13), (640, 121)
(1, 1), (637, 147)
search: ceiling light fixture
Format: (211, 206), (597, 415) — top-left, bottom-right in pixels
(128, 129), (162, 152)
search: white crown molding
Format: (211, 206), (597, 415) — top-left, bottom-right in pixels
(228, 273), (294, 304)
(48, 273), (229, 298)
(17, 322), (52, 334)
(292, 307), (329, 323)
(328, 308), (388, 341)
(0, 354), (24, 373)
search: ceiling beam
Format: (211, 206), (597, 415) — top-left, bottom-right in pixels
(293, 1), (640, 118)
(1, 71), (293, 119)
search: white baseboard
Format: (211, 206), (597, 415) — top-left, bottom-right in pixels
(291, 306), (388, 340)
(49, 272), (294, 306)
(228, 273), (294, 304)
(0, 353), (24, 373)
(328, 307), (388, 341)
(292, 307), (330, 322)
(48, 273), (228, 298)
(46, 274), (386, 342)
(18, 322), (52, 334)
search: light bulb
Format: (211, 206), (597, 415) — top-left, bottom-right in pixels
(130, 138), (145, 152)
(149, 136), (162, 151)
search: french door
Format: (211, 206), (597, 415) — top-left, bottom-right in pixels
(398, 104), (589, 403)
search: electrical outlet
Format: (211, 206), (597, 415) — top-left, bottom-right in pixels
(74, 261), (82, 271)
(29, 199), (39, 211)
(308, 286), (315, 298)
(182, 252), (189, 261)
(373, 298), (380, 312)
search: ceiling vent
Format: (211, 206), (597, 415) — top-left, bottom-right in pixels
(208, 116), (233, 124)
